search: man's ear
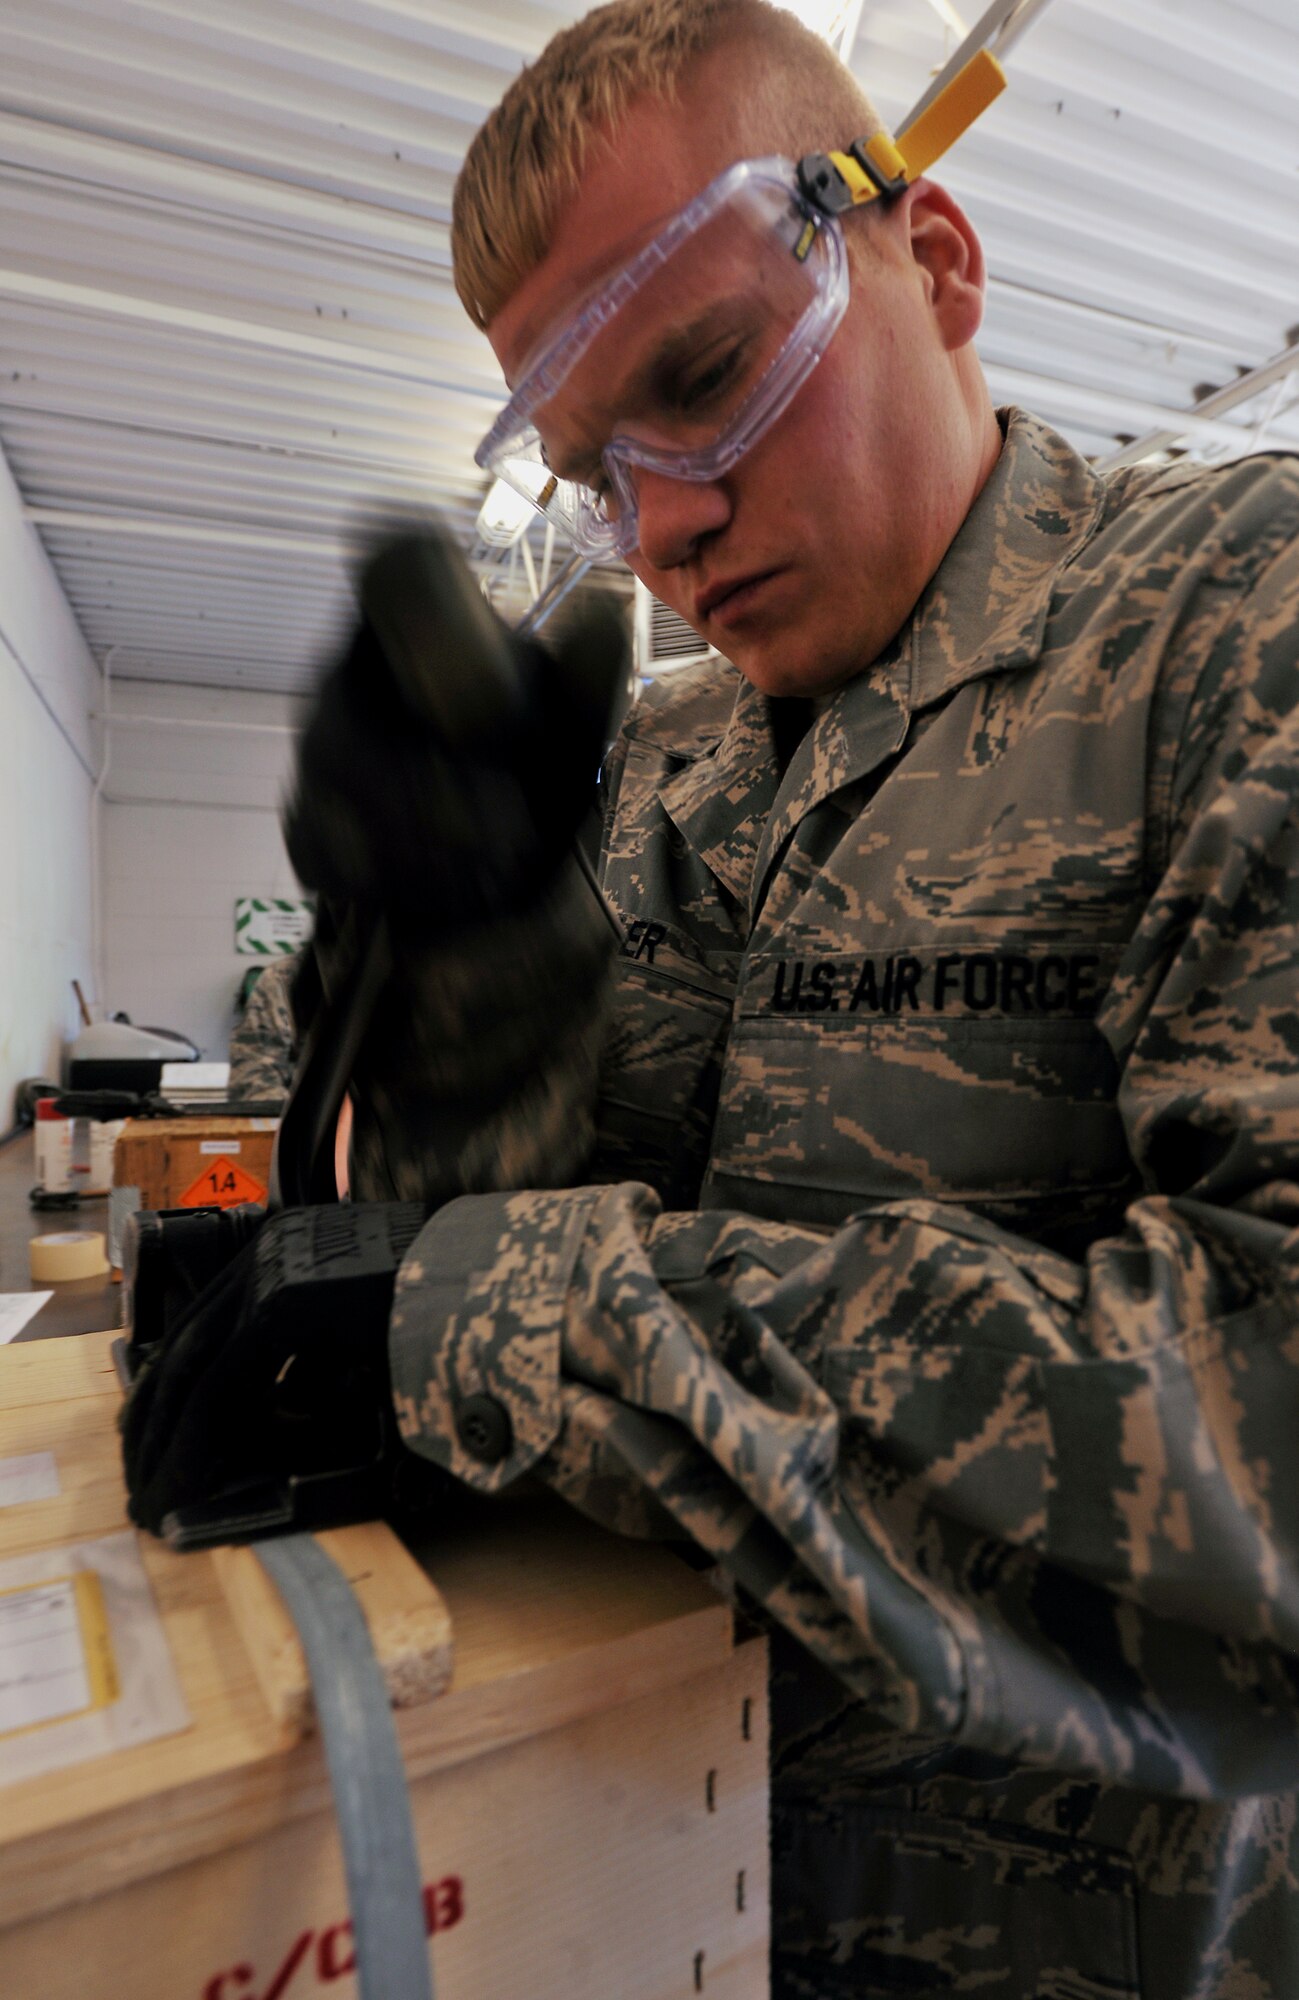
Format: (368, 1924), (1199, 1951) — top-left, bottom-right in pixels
(903, 179), (986, 351)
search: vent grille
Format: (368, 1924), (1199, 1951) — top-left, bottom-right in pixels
(649, 598), (704, 661)
(635, 580), (713, 676)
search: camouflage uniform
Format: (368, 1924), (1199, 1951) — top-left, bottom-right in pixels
(228, 953), (300, 1104)
(386, 410), (1299, 1998)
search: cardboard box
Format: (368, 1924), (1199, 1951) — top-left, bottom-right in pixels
(0, 1335), (770, 2000)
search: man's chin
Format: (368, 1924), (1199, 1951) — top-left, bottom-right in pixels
(731, 640), (861, 700)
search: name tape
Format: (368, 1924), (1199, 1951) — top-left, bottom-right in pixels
(760, 948), (1108, 1019)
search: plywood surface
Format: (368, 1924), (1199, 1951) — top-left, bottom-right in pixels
(0, 1333), (736, 1929)
(213, 1522), (456, 1730)
(2, 1643), (770, 2000)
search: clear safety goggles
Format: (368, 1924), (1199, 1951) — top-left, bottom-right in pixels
(474, 51), (1006, 563)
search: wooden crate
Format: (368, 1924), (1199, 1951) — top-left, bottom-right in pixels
(0, 1336), (769, 2000)
(112, 1116), (279, 1214)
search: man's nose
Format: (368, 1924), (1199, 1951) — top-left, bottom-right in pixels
(631, 467), (732, 571)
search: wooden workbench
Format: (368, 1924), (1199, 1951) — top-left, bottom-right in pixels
(0, 1334), (768, 1999)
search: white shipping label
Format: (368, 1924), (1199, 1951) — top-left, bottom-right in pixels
(0, 1578), (93, 1734)
(0, 1451), (60, 1508)
(0, 1531), (189, 1787)
(200, 1140), (241, 1154)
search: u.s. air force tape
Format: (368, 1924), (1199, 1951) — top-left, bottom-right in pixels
(760, 948), (1107, 1019)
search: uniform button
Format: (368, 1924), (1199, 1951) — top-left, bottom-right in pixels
(456, 1393), (513, 1464)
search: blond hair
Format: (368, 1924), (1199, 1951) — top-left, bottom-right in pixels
(452, 0), (885, 330)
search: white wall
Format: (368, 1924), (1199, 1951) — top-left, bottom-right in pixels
(102, 681), (302, 1060)
(0, 443), (100, 1123)
(0, 430), (306, 1096)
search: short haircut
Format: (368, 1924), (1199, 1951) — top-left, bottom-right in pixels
(451, 0), (886, 330)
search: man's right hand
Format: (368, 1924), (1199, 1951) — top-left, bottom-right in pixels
(284, 527), (627, 932)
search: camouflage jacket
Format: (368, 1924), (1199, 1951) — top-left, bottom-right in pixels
(228, 954), (299, 1105)
(388, 411), (1299, 1999)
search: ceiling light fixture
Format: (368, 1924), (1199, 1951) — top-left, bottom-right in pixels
(475, 475), (537, 547)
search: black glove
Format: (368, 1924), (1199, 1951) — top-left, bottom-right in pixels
(120, 1203), (430, 1540)
(284, 528), (629, 932)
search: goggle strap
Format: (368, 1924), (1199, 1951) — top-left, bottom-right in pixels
(896, 46), (1006, 179)
(808, 48), (1006, 212)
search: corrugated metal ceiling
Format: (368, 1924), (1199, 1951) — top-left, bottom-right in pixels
(1, 0), (1296, 694)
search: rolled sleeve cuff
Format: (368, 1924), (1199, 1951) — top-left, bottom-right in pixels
(388, 1186), (605, 1492)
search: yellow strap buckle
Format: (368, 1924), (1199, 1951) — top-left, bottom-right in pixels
(818, 47), (1006, 211)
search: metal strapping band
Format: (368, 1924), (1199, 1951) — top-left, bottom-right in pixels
(255, 1534), (435, 2000)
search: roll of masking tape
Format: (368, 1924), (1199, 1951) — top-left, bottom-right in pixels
(30, 1231), (110, 1282)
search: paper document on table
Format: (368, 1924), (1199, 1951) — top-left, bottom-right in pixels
(0, 1451), (61, 1509)
(160, 1060), (229, 1095)
(0, 1531), (189, 1786)
(0, 1293), (52, 1344)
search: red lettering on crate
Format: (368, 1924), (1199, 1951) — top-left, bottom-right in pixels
(317, 1922), (355, 1981)
(198, 1875), (465, 1998)
(424, 1875), (465, 1933)
(259, 1931), (315, 2000)
(202, 1969), (254, 2000)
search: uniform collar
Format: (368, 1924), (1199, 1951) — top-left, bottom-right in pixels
(655, 670), (780, 906)
(750, 669), (909, 919)
(905, 407), (1107, 710)
(656, 663), (912, 917)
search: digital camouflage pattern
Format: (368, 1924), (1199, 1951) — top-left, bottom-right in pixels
(228, 953), (300, 1104)
(385, 410), (1299, 1998)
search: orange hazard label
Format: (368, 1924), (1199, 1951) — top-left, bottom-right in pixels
(179, 1156), (267, 1209)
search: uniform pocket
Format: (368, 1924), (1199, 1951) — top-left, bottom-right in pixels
(591, 956), (735, 1208)
(773, 1799), (1140, 1999)
(707, 1008), (1135, 1244)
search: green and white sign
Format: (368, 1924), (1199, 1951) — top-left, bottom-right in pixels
(235, 896), (315, 956)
